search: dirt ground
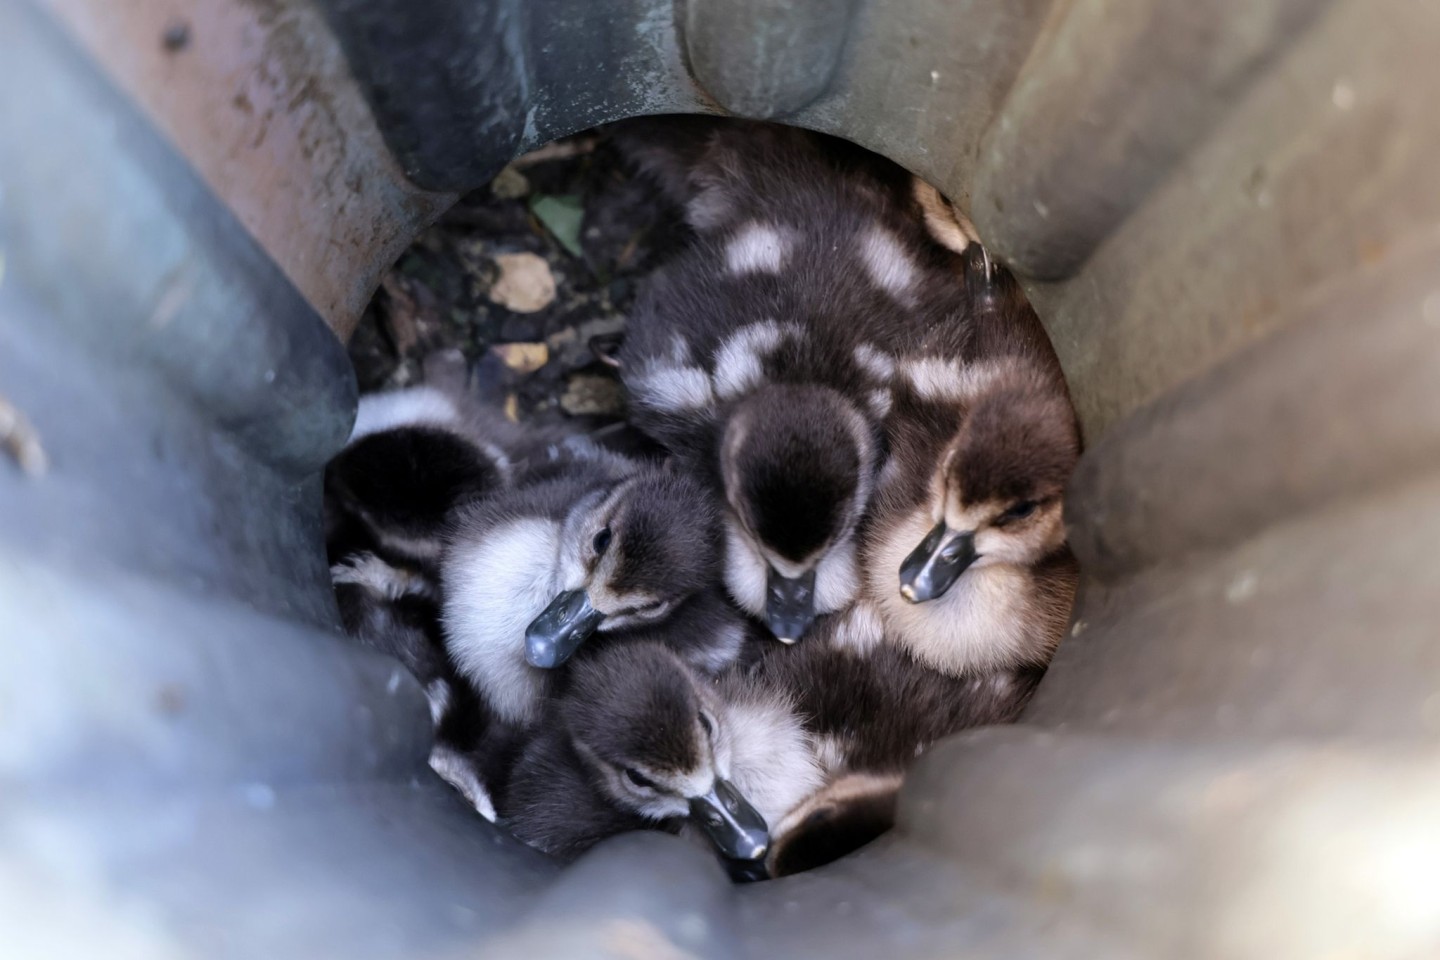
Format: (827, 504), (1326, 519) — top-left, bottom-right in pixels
(347, 132), (688, 436)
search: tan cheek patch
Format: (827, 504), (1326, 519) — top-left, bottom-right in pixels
(584, 547), (626, 610)
(912, 178), (979, 254)
(944, 499), (1001, 534)
(973, 502), (1067, 562)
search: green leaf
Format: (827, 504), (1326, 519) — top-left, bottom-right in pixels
(529, 193), (585, 258)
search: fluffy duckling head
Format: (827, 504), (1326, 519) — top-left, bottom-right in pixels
(563, 643), (771, 862)
(899, 367), (1079, 603)
(720, 384), (876, 644)
(525, 468), (722, 669)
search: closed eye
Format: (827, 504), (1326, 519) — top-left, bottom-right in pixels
(995, 499), (1040, 526)
(624, 767), (658, 790)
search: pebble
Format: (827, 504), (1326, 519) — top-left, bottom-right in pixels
(488, 253), (557, 313)
(490, 165), (530, 200)
(491, 342), (549, 374)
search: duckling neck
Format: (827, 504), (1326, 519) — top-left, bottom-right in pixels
(441, 516), (563, 726)
(717, 684), (828, 829)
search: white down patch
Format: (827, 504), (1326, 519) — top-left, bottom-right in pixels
(858, 226), (918, 302)
(632, 363), (715, 413)
(900, 355), (1020, 404)
(853, 343), (896, 382)
(349, 385), (458, 444)
(722, 519), (769, 619)
(726, 222), (792, 275)
(442, 517), (560, 726)
(900, 356), (970, 402)
(812, 535), (862, 616)
(712, 321), (799, 400)
(831, 602), (885, 655)
(721, 690), (826, 828)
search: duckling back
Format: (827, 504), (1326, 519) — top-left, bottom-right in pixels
(744, 610), (1044, 776)
(326, 381), (524, 571)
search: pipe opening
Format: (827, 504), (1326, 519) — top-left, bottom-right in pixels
(326, 118), (1079, 881)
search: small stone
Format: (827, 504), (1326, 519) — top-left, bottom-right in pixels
(490, 165), (530, 200)
(491, 342), (549, 374)
(488, 252), (556, 313)
(560, 374), (625, 417)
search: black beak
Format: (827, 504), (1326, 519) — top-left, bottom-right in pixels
(899, 522), (977, 603)
(524, 590), (605, 668)
(689, 779), (770, 862)
(765, 568), (817, 644)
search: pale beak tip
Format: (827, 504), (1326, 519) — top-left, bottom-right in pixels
(777, 635), (799, 645)
(899, 584), (918, 603)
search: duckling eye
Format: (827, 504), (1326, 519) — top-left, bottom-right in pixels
(996, 500), (1039, 526)
(698, 712), (714, 737)
(592, 526), (613, 555)
(623, 767), (657, 790)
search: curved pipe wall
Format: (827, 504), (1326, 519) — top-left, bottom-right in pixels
(5, 0), (1439, 957)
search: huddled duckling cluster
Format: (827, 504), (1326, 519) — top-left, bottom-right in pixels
(325, 120), (1080, 878)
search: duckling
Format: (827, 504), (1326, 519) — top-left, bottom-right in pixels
(325, 381), (517, 570)
(500, 641), (821, 863)
(861, 243), (1081, 677)
(332, 551), (451, 719)
(615, 121), (971, 644)
(440, 452), (748, 728)
(746, 609), (1044, 773)
(330, 551), (499, 820)
(738, 607), (1045, 874)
